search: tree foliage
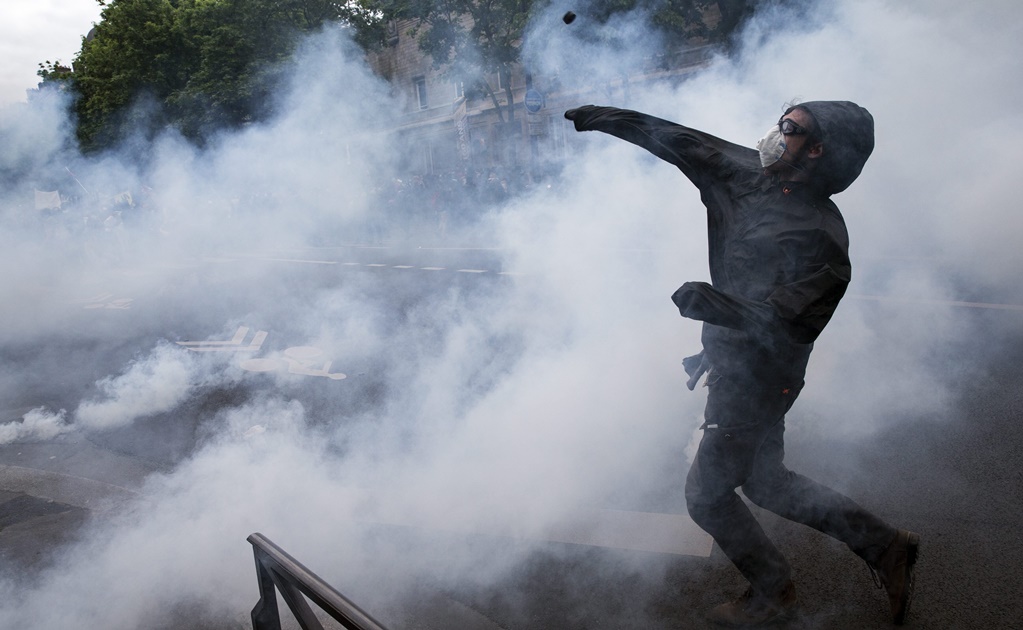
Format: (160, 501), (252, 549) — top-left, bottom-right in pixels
(40, 0), (755, 152)
(49, 0), (384, 152)
(72, 0), (184, 151)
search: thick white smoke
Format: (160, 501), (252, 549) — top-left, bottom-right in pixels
(1, 0), (1021, 627)
(0, 407), (70, 444)
(74, 342), (204, 431)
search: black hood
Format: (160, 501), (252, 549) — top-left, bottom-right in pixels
(799, 101), (874, 195)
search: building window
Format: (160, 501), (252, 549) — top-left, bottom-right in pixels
(454, 80), (464, 99)
(414, 76), (428, 110)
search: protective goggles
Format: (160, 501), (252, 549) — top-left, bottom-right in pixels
(778, 118), (809, 136)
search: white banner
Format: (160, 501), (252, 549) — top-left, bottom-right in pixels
(34, 190), (61, 211)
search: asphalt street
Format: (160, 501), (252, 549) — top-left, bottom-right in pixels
(1, 243), (1022, 629)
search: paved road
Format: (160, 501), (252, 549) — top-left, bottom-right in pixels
(1, 245), (1021, 629)
(454, 307), (1023, 630)
(343, 299), (1023, 630)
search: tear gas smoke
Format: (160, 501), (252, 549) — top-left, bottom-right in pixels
(0, 408), (69, 444)
(74, 342), (205, 431)
(0, 1), (1021, 627)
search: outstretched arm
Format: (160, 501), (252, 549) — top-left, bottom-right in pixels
(565, 105), (756, 189)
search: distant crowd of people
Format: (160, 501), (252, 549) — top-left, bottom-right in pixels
(21, 185), (164, 264)
(15, 163), (560, 260)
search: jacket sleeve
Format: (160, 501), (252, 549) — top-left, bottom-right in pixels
(671, 260), (850, 345)
(565, 105), (756, 189)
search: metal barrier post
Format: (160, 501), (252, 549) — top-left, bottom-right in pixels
(247, 532), (390, 630)
(251, 546), (283, 630)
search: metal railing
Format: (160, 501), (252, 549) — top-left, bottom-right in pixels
(247, 532), (390, 630)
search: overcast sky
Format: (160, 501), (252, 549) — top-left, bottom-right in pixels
(0, 0), (102, 106)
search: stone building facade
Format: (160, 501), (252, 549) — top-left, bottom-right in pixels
(365, 19), (715, 184)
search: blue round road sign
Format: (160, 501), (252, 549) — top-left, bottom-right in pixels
(525, 89), (543, 114)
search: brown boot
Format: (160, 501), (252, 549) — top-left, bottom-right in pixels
(706, 581), (797, 627)
(869, 529), (920, 625)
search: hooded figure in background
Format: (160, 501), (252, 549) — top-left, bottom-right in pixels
(564, 101), (919, 627)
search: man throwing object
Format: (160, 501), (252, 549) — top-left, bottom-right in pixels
(564, 101), (918, 626)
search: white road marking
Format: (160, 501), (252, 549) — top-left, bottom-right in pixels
(177, 327), (268, 352)
(255, 258), (338, 265)
(179, 326), (247, 346)
(75, 292), (134, 309)
(208, 256), (525, 276)
(77, 292), (114, 304)
(238, 357), (279, 372)
(848, 294), (1023, 312)
(204, 254), (1023, 313)
(243, 425), (266, 438)
(239, 345), (346, 380)
(84, 297), (134, 310)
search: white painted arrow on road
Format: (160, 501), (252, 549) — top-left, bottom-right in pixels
(176, 326), (268, 352)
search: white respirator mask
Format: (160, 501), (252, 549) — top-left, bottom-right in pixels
(757, 125), (787, 168)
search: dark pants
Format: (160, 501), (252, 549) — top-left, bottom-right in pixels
(685, 373), (897, 597)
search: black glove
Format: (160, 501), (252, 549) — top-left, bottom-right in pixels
(564, 105), (597, 131)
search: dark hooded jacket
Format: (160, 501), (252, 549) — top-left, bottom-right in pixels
(565, 102), (874, 384)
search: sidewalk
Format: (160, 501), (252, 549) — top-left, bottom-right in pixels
(0, 432), (154, 579)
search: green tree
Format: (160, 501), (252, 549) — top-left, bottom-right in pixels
(59, 0), (385, 152)
(168, 0), (375, 140)
(36, 61), (76, 88)
(72, 0), (185, 151)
